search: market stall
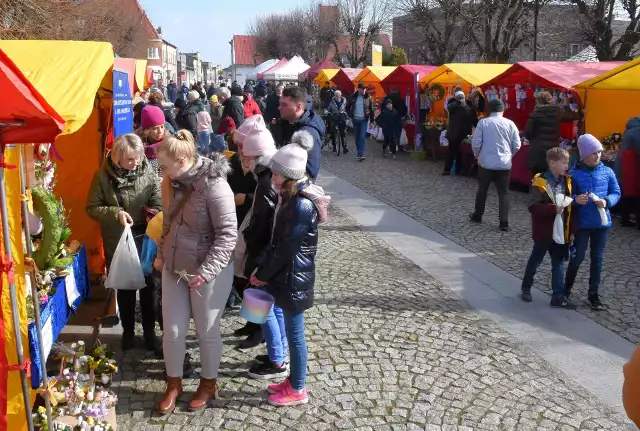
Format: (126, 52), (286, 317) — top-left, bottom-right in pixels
(0, 45), (65, 431)
(353, 66), (396, 102)
(263, 55), (310, 82)
(381, 65), (437, 110)
(574, 58), (640, 139)
(299, 58), (338, 83)
(332, 68), (362, 95)
(482, 61), (624, 186)
(257, 58), (286, 81)
(247, 58), (279, 82)
(313, 68), (339, 85)
(0, 41), (116, 276)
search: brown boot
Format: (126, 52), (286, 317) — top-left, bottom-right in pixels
(188, 378), (218, 411)
(157, 376), (182, 415)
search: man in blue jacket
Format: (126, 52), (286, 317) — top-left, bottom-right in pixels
(277, 86), (325, 179)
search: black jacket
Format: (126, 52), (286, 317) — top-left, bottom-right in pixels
(222, 96), (245, 128)
(347, 92), (375, 123)
(388, 93), (408, 118)
(227, 152), (256, 224)
(320, 86), (334, 105)
(256, 189), (318, 314)
(243, 168), (277, 278)
(264, 93), (281, 123)
(446, 99), (478, 143)
(148, 101), (179, 132)
(375, 107), (402, 132)
(176, 101), (199, 138)
(255, 96), (267, 116)
(280, 110), (325, 178)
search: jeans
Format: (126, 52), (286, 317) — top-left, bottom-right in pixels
(209, 133), (227, 153)
(474, 167), (511, 223)
(353, 118), (367, 157)
(198, 131), (211, 153)
(522, 242), (566, 300)
(276, 310), (307, 390)
(261, 304), (288, 365)
(565, 229), (608, 295)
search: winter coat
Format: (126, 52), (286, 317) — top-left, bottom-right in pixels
(223, 96), (245, 128)
(280, 110), (325, 179)
(446, 99), (478, 144)
(614, 117), (640, 195)
(264, 93), (280, 123)
(347, 92), (375, 123)
(167, 83), (178, 103)
(243, 167), (277, 278)
(210, 104), (224, 133)
(623, 342), (640, 428)
(227, 152), (257, 225)
(375, 107), (402, 134)
(147, 101), (179, 132)
(528, 172), (573, 244)
(86, 154), (162, 263)
(320, 86), (334, 106)
(569, 161), (621, 230)
(388, 93), (408, 118)
(243, 97), (262, 119)
(525, 104), (582, 172)
(158, 154), (237, 282)
(255, 182), (329, 313)
(327, 97), (347, 123)
(176, 101), (199, 138)
(255, 96), (267, 116)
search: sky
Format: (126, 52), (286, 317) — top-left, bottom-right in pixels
(138, 0), (303, 67)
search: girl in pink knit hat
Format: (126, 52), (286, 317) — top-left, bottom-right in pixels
(136, 104), (167, 174)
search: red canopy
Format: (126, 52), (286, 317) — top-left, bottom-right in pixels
(258, 58), (287, 80)
(0, 48), (64, 144)
(381, 65), (438, 108)
(332, 68), (362, 95)
(299, 58), (338, 82)
(483, 61), (625, 91)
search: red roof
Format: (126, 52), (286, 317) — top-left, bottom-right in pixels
(233, 35), (260, 66)
(299, 58), (338, 81)
(381, 65), (437, 109)
(332, 68), (362, 94)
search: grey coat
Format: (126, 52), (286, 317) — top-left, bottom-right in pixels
(158, 154), (237, 282)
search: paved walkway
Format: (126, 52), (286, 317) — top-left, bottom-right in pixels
(112, 154), (636, 429)
(321, 139), (640, 345)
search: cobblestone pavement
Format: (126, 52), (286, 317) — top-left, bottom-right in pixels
(114, 206), (634, 430)
(321, 139), (640, 345)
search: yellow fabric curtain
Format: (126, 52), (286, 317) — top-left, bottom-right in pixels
(314, 69), (339, 84)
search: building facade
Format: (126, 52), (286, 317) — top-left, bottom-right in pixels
(229, 35), (260, 86)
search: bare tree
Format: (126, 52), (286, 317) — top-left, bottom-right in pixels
(338, 0), (394, 67)
(398, 0), (471, 65)
(0, 0), (72, 39)
(570, 0), (640, 60)
(307, 1), (342, 62)
(463, 0), (533, 62)
(249, 14), (288, 59)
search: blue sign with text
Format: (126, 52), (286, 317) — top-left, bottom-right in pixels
(113, 70), (133, 138)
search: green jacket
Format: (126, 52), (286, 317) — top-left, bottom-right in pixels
(86, 154), (162, 263)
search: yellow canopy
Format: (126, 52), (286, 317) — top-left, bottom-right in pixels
(314, 68), (339, 84)
(575, 58), (640, 138)
(135, 59), (149, 92)
(353, 66), (396, 100)
(0, 41), (114, 135)
(420, 63), (511, 87)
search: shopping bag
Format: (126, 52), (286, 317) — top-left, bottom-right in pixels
(439, 130), (449, 147)
(234, 207), (253, 278)
(105, 225), (146, 290)
(588, 193), (609, 225)
(146, 211), (164, 245)
(552, 193), (573, 244)
(140, 235), (157, 276)
(375, 127), (385, 141)
(400, 129), (409, 147)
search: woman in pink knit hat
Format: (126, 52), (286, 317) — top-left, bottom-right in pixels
(136, 104), (167, 174)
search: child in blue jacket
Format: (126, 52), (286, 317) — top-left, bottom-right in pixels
(565, 134), (621, 310)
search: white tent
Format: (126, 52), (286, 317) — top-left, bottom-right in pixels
(263, 55), (310, 81)
(246, 58), (279, 81)
(566, 46), (599, 62)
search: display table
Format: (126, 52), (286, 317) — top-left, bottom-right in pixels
(28, 246), (90, 388)
(403, 122), (416, 148)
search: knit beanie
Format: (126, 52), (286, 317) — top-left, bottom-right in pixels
(141, 105), (165, 129)
(243, 121), (275, 158)
(454, 91), (465, 100)
(235, 115), (265, 145)
(231, 85), (244, 97)
(210, 95), (218, 104)
(269, 130), (314, 180)
(174, 97), (186, 109)
(577, 134), (604, 160)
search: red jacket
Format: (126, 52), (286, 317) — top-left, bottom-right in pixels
(528, 172), (573, 244)
(243, 98), (261, 119)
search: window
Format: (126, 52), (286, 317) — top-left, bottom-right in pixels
(147, 47), (159, 59)
(569, 44), (580, 57)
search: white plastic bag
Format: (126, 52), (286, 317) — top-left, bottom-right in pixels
(234, 207), (253, 278)
(439, 130), (449, 147)
(589, 192), (609, 226)
(105, 225), (146, 290)
(552, 193), (573, 244)
(375, 127), (385, 142)
(400, 129), (408, 147)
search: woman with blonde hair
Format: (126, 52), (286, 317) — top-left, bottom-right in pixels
(86, 133), (162, 351)
(153, 130), (237, 414)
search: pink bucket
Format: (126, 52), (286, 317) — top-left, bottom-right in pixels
(240, 288), (275, 324)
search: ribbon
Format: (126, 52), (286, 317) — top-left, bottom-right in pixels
(35, 378), (59, 406)
(4, 359), (31, 377)
(0, 160), (16, 170)
(0, 254), (15, 284)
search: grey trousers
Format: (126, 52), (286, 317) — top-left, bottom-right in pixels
(162, 263), (234, 379)
(474, 167), (511, 223)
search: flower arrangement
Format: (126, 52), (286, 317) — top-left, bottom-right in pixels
(602, 132), (623, 151)
(424, 117), (445, 130)
(427, 84), (445, 102)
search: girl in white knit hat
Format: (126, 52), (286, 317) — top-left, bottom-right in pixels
(249, 130), (330, 406)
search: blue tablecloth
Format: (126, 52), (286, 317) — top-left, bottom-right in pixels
(28, 246), (90, 388)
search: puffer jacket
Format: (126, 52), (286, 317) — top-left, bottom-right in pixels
(525, 104), (582, 172)
(569, 161), (621, 230)
(86, 154), (162, 263)
(243, 167), (277, 278)
(614, 117), (640, 193)
(176, 101), (199, 138)
(158, 154), (237, 282)
(255, 181), (330, 313)
(244, 97), (262, 119)
(528, 172), (573, 244)
(223, 96), (245, 128)
(446, 99), (477, 144)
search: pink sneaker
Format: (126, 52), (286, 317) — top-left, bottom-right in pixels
(267, 385), (308, 407)
(266, 378), (290, 395)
